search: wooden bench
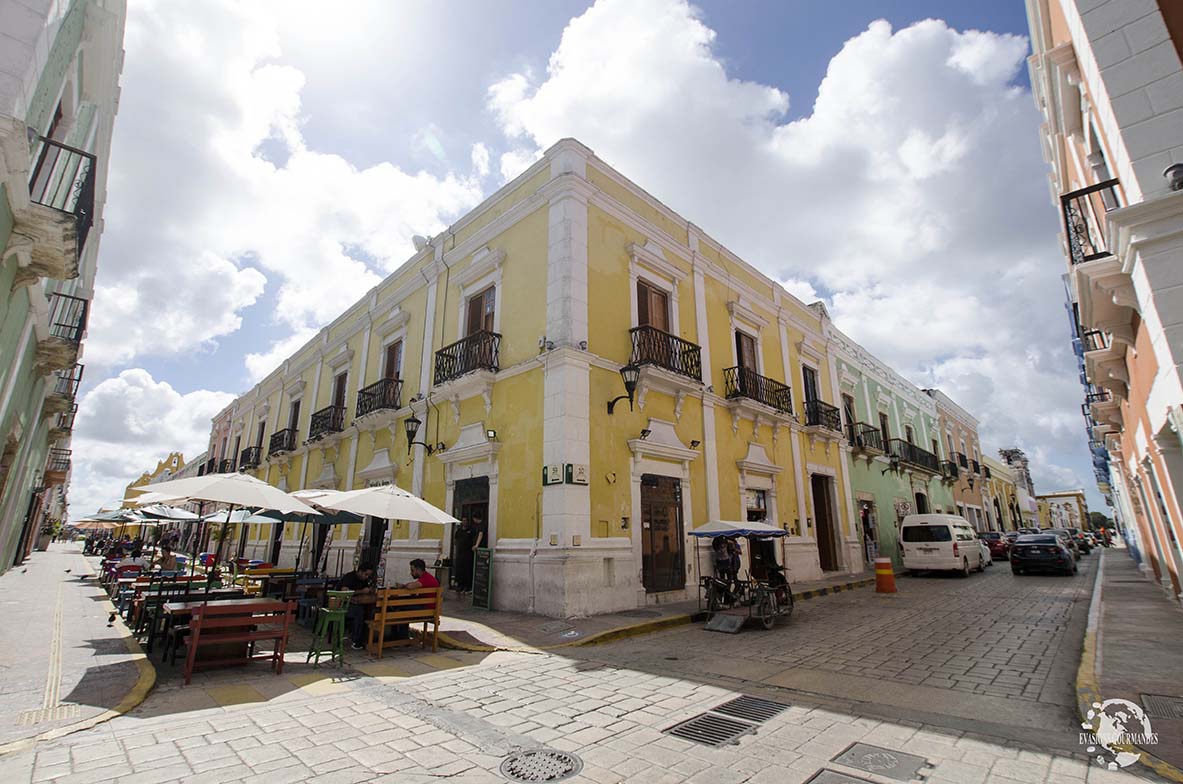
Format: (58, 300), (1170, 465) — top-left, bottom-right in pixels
(183, 599), (295, 684)
(365, 587), (442, 658)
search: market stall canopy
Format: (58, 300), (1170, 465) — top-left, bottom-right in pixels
(317, 485), (459, 525)
(689, 520), (787, 538)
(135, 473), (320, 516)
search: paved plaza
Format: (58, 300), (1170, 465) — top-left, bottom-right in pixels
(0, 544), (1173, 783)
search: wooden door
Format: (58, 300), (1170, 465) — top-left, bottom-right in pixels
(636, 281), (670, 331)
(332, 372), (347, 409)
(466, 287), (496, 336)
(803, 365), (819, 404)
(383, 340), (402, 380)
(812, 474), (839, 571)
(640, 475), (684, 593)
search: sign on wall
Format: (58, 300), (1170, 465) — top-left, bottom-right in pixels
(471, 547), (493, 610)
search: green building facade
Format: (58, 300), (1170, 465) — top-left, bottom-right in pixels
(0, 0), (125, 571)
(828, 326), (957, 570)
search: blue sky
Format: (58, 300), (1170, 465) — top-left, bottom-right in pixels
(72, 0), (1104, 518)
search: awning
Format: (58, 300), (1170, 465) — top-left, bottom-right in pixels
(689, 520), (787, 538)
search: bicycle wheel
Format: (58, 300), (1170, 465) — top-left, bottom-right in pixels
(754, 589), (775, 630)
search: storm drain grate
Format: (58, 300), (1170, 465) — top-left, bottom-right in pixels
(1142, 694), (1183, 719)
(500, 749), (583, 782)
(712, 695), (791, 723)
(665, 712), (756, 747)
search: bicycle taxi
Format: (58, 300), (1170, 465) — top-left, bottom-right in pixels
(692, 520), (794, 631)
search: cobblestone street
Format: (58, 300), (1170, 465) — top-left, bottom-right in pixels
(0, 548), (1167, 784)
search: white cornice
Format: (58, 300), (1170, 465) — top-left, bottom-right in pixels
(453, 246), (506, 290)
(727, 297), (769, 330)
(628, 240), (687, 284)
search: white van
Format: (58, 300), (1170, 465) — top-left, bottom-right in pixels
(900, 514), (983, 577)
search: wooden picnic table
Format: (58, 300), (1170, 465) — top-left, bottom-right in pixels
(146, 590), (247, 656)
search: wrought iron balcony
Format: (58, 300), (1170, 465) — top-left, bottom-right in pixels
(29, 137), (97, 257)
(434, 330), (501, 385)
(723, 366), (792, 413)
(48, 293), (89, 343)
(849, 422), (884, 452)
(1061, 179), (1120, 265)
(629, 325), (702, 381)
(1086, 389), (1111, 405)
(888, 439), (941, 473)
(309, 405), (346, 441)
(218, 457), (236, 473)
(804, 399), (842, 432)
(1082, 329), (1110, 352)
(239, 446), (262, 469)
(357, 378), (403, 419)
(45, 447), (71, 475)
(971, 459), (981, 475)
(941, 460), (960, 481)
(957, 452), (969, 469)
(983, 465), (992, 479)
(268, 428), (298, 457)
(53, 404), (77, 433)
(52, 363), (84, 399)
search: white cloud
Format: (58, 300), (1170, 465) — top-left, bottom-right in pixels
(471, 142), (491, 178)
(487, 0), (1103, 505)
(244, 326), (320, 384)
(89, 0), (485, 371)
(67, 370), (235, 518)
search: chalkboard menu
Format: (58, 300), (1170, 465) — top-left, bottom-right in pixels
(471, 547), (493, 610)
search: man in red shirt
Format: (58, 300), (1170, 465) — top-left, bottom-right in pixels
(402, 558), (439, 589)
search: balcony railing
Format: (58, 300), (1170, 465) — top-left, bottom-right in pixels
(48, 293), (89, 343)
(971, 459), (981, 475)
(356, 378), (403, 419)
(434, 330), (501, 385)
(1086, 389), (1112, 405)
(52, 363), (83, 399)
(941, 460), (960, 481)
(218, 458), (236, 473)
(45, 448), (71, 474)
(268, 428), (298, 457)
(309, 405), (346, 442)
(888, 439), (941, 473)
(29, 137), (97, 256)
(1061, 179), (1120, 265)
(849, 422), (884, 452)
(54, 404), (77, 433)
(629, 325), (702, 381)
(957, 452), (969, 469)
(723, 366), (792, 413)
(983, 465), (992, 479)
(1082, 329), (1110, 352)
(239, 446), (262, 470)
(804, 399), (842, 432)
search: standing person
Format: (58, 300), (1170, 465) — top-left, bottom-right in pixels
(728, 537), (743, 582)
(453, 518), (474, 593)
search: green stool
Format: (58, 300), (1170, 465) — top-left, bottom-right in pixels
(307, 590), (353, 667)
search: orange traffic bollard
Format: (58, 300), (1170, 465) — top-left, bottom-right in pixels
(874, 557), (897, 593)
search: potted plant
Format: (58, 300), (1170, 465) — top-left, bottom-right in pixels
(35, 521), (57, 551)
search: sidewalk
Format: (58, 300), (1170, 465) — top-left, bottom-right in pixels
(1087, 547), (1183, 779)
(435, 570), (874, 651)
(0, 542), (152, 752)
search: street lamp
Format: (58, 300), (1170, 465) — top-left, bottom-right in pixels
(607, 364), (641, 414)
(404, 415), (437, 455)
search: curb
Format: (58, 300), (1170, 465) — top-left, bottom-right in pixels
(437, 575), (876, 653)
(1076, 550), (1183, 782)
(0, 582), (157, 758)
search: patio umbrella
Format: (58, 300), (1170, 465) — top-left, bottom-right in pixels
(135, 473), (320, 579)
(288, 489), (356, 573)
(317, 484), (460, 525)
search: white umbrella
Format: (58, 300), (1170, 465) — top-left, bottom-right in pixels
(318, 484), (459, 525)
(137, 503), (201, 521)
(137, 473), (319, 577)
(136, 472), (320, 516)
(124, 491), (173, 506)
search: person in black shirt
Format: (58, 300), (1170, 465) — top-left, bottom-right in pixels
(339, 562), (376, 649)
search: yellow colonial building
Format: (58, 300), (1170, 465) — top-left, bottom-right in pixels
(205, 139), (859, 616)
(1035, 490), (1090, 531)
(122, 452), (185, 508)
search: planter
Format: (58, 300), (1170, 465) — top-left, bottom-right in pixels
(35, 533), (52, 551)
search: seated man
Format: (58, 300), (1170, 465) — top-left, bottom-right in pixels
(390, 558), (440, 641)
(152, 545), (178, 572)
(341, 562), (377, 650)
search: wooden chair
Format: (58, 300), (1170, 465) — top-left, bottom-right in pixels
(365, 587), (443, 659)
(182, 599), (295, 685)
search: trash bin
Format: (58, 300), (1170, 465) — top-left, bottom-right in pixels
(435, 566), (450, 590)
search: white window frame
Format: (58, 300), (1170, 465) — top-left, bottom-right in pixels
(628, 241), (684, 333)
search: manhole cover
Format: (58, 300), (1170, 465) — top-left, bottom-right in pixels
(1143, 694), (1183, 719)
(831, 743), (929, 782)
(665, 712), (756, 747)
(712, 695), (790, 723)
(500, 749), (583, 782)
(537, 621), (573, 635)
(805, 772), (875, 784)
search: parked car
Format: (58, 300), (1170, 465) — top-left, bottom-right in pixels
(979, 531), (1009, 560)
(1046, 529), (1081, 560)
(1004, 531), (1022, 546)
(900, 514), (984, 577)
(978, 538), (993, 567)
(1084, 532), (1098, 548)
(1011, 534), (1077, 576)
(1018, 527), (1041, 535)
